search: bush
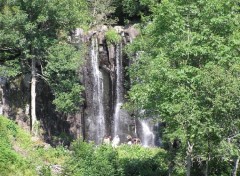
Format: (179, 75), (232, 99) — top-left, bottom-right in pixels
(64, 140), (168, 176)
(117, 145), (168, 176)
(0, 115), (74, 176)
(0, 116), (36, 176)
(105, 28), (121, 44)
(64, 140), (122, 176)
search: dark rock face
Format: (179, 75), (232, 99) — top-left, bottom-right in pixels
(0, 75), (76, 146)
(1, 76), (31, 132)
(73, 25), (141, 144)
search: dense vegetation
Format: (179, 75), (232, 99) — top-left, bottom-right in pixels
(126, 0), (240, 175)
(64, 140), (167, 176)
(0, 0), (240, 175)
(0, 115), (70, 175)
(0, 116), (167, 176)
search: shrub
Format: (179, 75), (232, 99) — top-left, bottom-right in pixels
(0, 115), (74, 176)
(64, 140), (123, 176)
(64, 140), (168, 176)
(117, 145), (168, 176)
(0, 116), (36, 176)
(105, 28), (121, 44)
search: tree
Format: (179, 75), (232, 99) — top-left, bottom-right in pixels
(112, 0), (159, 25)
(0, 0), (89, 134)
(88, 0), (117, 26)
(127, 0), (240, 175)
(44, 43), (84, 113)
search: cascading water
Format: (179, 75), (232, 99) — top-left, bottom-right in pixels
(140, 120), (155, 147)
(80, 27), (158, 146)
(112, 36), (157, 146)
(90, 37), (105, 144)
(113, 42), (124, 137)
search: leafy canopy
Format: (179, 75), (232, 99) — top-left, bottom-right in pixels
(0, 0), (89, 113)
(127, 0), (240, 174)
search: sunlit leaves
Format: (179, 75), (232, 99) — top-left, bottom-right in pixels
(45, 43), (84, 113)
(0, 0), (88, 113)
(127, 0), (240, 173)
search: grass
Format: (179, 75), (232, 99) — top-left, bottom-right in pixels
(0, 115), (168, 176)
(0, 115), (70, 176)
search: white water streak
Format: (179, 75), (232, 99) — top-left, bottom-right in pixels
(140, 120), (155, 147)
(91, 38), (105, 144)
(114, 43), (123, 136)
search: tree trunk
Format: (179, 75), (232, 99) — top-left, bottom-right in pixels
(204, 160), (208, 176)
(205, 141), (210, 176)
(0, 78), (7, 116)
(232, 157), (239, 176)
(31, 58), (37, 135)
(0, 86), (4, 115)
(168, 161), (174, 176)
(186, 141), (193, 176)
(186, 154), (191, 176)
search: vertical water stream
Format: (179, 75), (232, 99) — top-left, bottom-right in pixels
(113, 43), (123, 137)
(140, 120), (155, 147)
(90, 37), (105, 144)
(85, 29), (157, 146)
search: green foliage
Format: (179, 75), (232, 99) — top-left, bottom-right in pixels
(0, 115), (72, 175)
(35, 145), (70, 165)
(38, 165), (52, 176)
(64, 140), (168, 176)
(0, 60), (22, 78)
(0, 116), (36, 175)
(118, 145), (168, 176)
(112, 0), (158, 24)
(105, 28), (121, 44)
(0, 0), (89, 114)
(127, 0), (240, 175)
(51, 132), (74, 146)
(45, 43), (84, 113)
(120, 0), (157, 17)
(64, 140), (121, 176)
(89, 0), (117, 26)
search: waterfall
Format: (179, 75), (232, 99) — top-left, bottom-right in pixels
(140, 120), (155, 147)
(80, 27), (158, 146)
(90, 37), (105, 144)
(113, 42), (124, 137)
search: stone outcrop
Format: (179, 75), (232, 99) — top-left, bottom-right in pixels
(72, 25), (142, 144)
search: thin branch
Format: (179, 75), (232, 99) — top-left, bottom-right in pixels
(227, 133), (240, 143)
(36, 73), (50, 85)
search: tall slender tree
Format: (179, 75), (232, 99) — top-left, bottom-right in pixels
(0, 0), (89, 134)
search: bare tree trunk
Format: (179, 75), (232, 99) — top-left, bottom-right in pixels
(205, 139), (210, 176)
(186, 154), (191, 176)
(0, 86), (4, 115)
(168, 161), (174, 176)
(232, 157), (239, 176)
(204, 160), (208, 176)
(186, 141), (193, 176)
(31, 58), (37, 135)
(0, 77), (7, 116)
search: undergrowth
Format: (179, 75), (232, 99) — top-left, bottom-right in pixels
(0, 115), (70, 176)
(0, 116), (168, 176)
(64, 140), (168, 176)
